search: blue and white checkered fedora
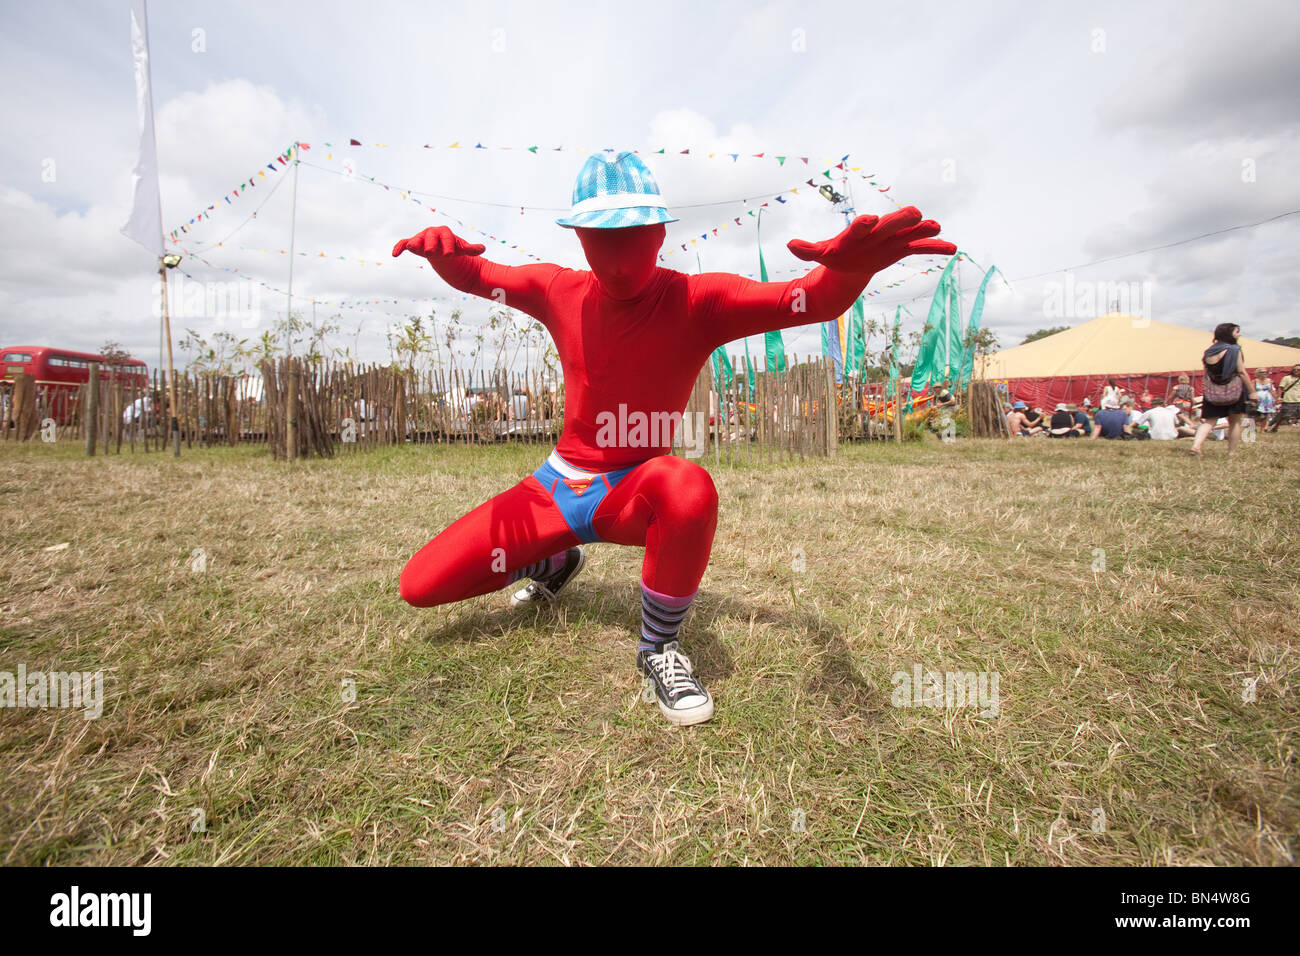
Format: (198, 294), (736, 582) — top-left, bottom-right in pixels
(556, 151), (679, 229)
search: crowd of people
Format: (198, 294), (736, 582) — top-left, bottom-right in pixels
(1002, 326), (1299, 457)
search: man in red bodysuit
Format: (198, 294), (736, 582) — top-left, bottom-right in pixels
(393, 151), (955, 725)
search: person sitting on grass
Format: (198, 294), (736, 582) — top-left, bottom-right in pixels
(1070, 403), (1091, 434)
(1137, 398), (1195, 440)
(1048, 403), (1079, 437)
(1091, 402), (1132, 439)
(1007, 401), (1042, 436)
(1123, 399), (1151, 440)
(1022, 403), (1046, 433)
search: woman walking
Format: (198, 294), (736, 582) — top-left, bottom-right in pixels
(1190, 323), (1256, 457)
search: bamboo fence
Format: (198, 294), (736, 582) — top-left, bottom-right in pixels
(3, 355), (842, 460)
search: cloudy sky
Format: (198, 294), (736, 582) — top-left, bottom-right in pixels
(2, 0), (1297, 372)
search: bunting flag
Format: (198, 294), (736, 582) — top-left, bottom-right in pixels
(168, 142), (305, 242)
(960, 265), (1001, 387)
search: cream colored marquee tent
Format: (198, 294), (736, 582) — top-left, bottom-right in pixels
(976, 312), (1300, 407)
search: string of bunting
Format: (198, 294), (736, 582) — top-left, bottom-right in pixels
(169, 142), (306, 242)
(175, 139), (947, 304)
(322, 138), (850, 170)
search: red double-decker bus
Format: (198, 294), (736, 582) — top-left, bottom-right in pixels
(2, 345), (151, 426)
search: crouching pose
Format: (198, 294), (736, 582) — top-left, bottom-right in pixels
(393, 151), (955, 725)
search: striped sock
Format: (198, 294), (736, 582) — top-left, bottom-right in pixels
(506, 550), (566, 585)
(639, 583), (696, 652)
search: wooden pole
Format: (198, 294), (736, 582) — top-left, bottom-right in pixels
(287, 360), (299, 460)
(84, 362), (99, 456)
(159, 264), (180, 456)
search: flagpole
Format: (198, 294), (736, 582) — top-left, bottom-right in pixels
(120, 0), (179, 456)
(161, 260), (179, 455)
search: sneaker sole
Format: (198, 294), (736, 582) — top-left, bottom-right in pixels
(509, 548), (586, 608)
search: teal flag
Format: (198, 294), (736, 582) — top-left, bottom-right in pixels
(944, 268), (963, 383)
(711, 348), (735, 389)
(909, 255), (960, 396)
(849, 297), (866, 379)
(757, 212), (786, 373)
(960, 265), (1000, 387)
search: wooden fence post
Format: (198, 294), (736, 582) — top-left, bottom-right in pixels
(84, 362), (99, 456)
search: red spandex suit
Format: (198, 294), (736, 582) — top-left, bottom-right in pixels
(392, 151), (955, 725)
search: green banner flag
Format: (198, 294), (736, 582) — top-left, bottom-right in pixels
(711, 347), (735, 390)
(757, 212), (786, 373)
(909, 255), (961, 396)
(850, 297), (866, 379)
(944, 267), (963, 384)
(960, 265), (1000, 387)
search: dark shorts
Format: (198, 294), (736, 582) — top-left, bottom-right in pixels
(1271, 403), (1300, 423)
(1200, 399), (1247, 419)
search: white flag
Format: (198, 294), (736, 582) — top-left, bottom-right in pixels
(120, 0), (163, 256)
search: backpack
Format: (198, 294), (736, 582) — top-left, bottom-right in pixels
(1202, 347), (1243, 405)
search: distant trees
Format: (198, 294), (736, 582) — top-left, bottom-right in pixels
(1022, 326), (1070, 344)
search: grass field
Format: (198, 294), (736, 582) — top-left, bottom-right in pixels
(1, 431), (1297, 866)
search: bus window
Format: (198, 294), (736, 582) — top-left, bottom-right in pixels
(3, 352), (32, 363)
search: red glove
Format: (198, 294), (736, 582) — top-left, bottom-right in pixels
(787, 206), (956, 275)
(392, 226), (486, 261)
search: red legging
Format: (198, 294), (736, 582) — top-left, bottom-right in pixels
(398, 454), (718, 608)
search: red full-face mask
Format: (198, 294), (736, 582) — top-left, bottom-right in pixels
(575, 224), (666, 301)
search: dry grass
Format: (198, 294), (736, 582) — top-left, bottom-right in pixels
(1, 430), (1297, 865)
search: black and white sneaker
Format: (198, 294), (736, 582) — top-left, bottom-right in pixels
(509, 547), (586, 607)
(637, 641), (714, 726)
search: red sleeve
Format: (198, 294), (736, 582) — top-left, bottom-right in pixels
(427, 256), (562, 325)
(688, 266), (870, 349)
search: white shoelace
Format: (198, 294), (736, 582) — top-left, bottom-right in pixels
(651, 646), (698, 695)
(523, 581), (555, 601)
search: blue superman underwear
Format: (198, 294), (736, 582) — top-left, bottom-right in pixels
(532, 450), (639, 543)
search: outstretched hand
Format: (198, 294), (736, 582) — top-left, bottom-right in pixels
(392, 226), (486, 261)
(787, 206), (956, 275)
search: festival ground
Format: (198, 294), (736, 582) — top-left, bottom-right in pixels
(1, 434), (1296, 866)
